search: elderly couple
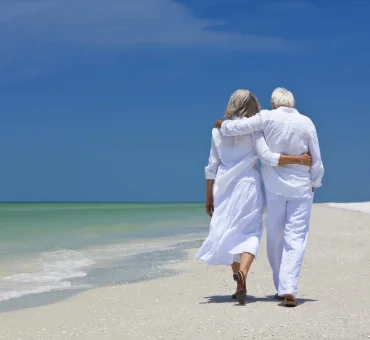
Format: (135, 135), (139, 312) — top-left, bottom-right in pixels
(196, 88), (324, 307)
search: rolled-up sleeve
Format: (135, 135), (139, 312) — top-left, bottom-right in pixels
(308, 123), (324, 188)
(252, 132), (280, 166)
(221, 112), (264, 136)
(205, 137), (220, 180)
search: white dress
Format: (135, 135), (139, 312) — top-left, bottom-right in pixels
(196, 124), (281, 266)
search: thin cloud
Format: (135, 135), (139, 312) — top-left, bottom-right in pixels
(266, 1), (316, 11)
(0, 0), (292, 47)
(0, 0), (296, 76)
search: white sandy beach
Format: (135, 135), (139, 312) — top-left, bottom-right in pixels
(326, 201), (370, 214)
(0, 204), (369, 340)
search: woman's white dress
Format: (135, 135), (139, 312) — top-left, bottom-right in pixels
(196, 125), (281, 266)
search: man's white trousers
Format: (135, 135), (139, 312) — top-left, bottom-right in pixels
(266, 190), (314, 297)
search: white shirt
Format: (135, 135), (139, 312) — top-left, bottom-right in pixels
(205, 126), (280, 182)
(221, 107), (324, 197)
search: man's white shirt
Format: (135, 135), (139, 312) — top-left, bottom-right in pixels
(221, 107), (324, 198)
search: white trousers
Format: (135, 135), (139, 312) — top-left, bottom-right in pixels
(266, 190), (314, 297)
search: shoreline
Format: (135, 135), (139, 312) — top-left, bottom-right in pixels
(0, 235), (207, 313)
(0, 201), (209, 309)
(0, 204), (369, 339)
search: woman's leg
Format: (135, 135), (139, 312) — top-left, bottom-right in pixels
(231, 262), (240, 274)
(231, 262), (241, 296)
(233, 252), (255, 304)
(239, 252), (255, 279)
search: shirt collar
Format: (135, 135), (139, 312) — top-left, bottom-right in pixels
(276, 107), (297, 114)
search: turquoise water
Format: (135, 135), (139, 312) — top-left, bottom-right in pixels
(0, 203), (208, 254)
(0, 203), (209, 303)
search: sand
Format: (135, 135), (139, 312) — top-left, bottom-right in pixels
(326, 201), (370, 214)
(0, 204), (370, 340)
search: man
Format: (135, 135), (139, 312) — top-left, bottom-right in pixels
(214, 87), (324, 307)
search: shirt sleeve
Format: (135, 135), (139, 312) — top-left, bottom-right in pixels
(308, 123), (325, 188)
(220, 112), (265, 136)
(252, 132), (280, 167)
(205, 136), (221, 180)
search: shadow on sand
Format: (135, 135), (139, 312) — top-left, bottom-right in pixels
(201, 294), (318, 306)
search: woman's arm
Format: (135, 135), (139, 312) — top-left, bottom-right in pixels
(279, 154), (311, 166)
(252, 132), (311, 167)
(205, 133), (221, 216)
(206, 179), (215, 217)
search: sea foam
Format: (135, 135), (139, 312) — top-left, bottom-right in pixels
(0, 249), (94, 302)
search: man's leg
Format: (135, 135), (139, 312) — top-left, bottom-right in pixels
(266, 192), (287, 292)
(278, 192), (314, 297)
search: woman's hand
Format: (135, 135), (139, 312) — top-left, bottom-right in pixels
(206, 195), (214, 217)
(300, 153), (312, 166)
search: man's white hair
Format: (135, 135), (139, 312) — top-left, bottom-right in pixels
(225, 89), (260, 119)
(271, 87), (295, 108)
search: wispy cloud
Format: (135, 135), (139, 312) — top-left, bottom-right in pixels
(0, 0), (296, 77)
(266, 0), (316, 11)
(0, 0), (293, 47)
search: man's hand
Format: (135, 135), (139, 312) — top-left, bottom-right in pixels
(300, 153), (312, 166)
(206, 195), (214, 217)
(214, 120), (224, 129)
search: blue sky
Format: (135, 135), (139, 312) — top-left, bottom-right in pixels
(0, 0), (369, 203)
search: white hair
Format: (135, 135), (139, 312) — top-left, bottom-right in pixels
(270, 87), (295, 108)
(225, 89), (261, 119)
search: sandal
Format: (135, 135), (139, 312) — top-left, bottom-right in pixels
(233, 271), (247, 305)
(232, 281), (244, 299)
(284, 297), (298, 307)
(274, 293), (285, 301)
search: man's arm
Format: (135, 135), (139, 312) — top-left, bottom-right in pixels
(308, 123), (324, 189)
(214, 111), (265, 136)
(252, 132), (312, 167)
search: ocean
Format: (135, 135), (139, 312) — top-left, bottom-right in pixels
(0, 203), (209, 309)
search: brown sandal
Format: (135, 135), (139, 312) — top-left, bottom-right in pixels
(274, 293), (285, 301)
(233, 271), (247, 305)
(284, 297), (298, 307)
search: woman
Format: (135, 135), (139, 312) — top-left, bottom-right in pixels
(196, 90), (311, 304)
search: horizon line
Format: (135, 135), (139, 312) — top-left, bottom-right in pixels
(0, 201), (204, 204)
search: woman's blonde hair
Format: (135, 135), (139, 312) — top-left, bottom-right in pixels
(225, 89), (261, 119)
